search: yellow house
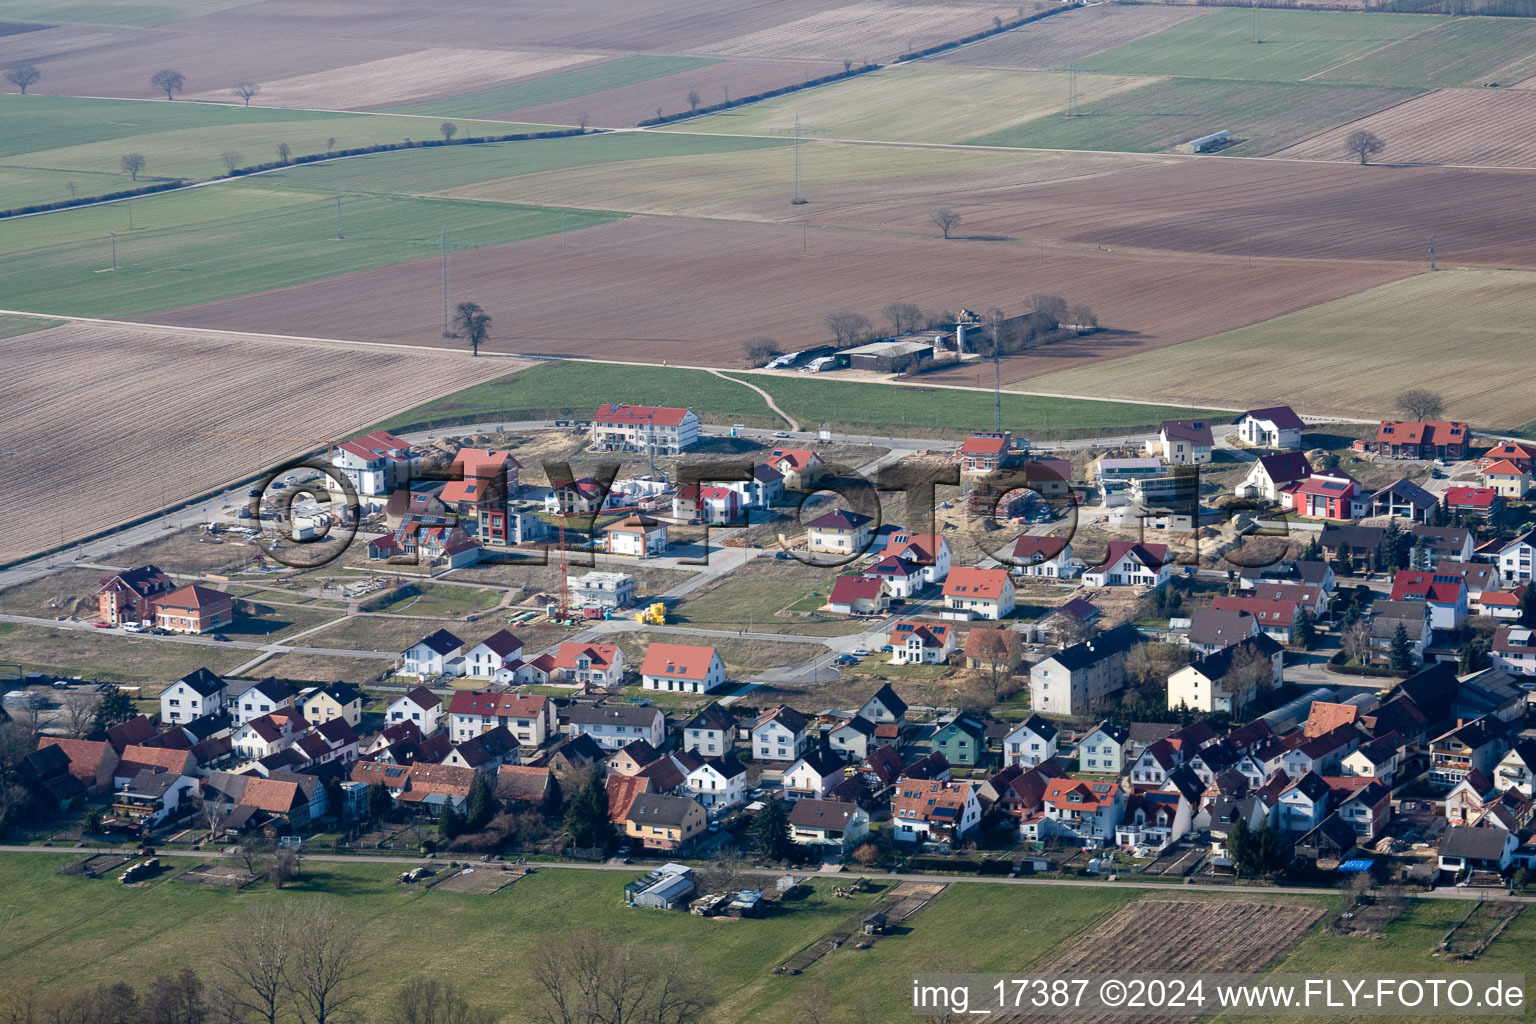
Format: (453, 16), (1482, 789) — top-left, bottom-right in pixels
(299, 684), (365, 728)
(623, 793), (707, 850)
(804, 509), (874, 555)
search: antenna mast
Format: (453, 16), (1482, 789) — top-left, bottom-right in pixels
(791, 114), (806, 205)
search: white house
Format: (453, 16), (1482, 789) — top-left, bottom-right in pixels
(672, 484), (742, 525)
(604, 515), (670, 558)
(788, 799), (871, 855)
(159, 667), (227, 725)
(1002, 714), (1059, 768)
(1165, 634), (1284, 714)
(1078, 722), (1130, 775)
(447, 691), (554, 747)
(1277, 772), (1331, 832)
(1235, 407), (1305, 450)
(564, 704), (666, 750)
(828, 716), (876, 762)
(783, 746), (847, 801)
(229, 679), (295, 727)
(880, 530), (951, 585)
(1029, 623), (1144, 718)
(400, 629), (465, 678)
(1495, 740), (1536, 798)
(551, 641), (625, 688)
(332, 430), (413, 498)
(591, 403), (699, 454)
(1492, 625), (1536, 676)
(1235, 451), (1313, 502)
(231, 709), (306, 761)
(887, 621), (954, 665)
(892, 779), (982, 844)
(1495, 529), (1536, 583)
(1082, 541), (1171, 589)
(1029, 778), (1125, 843)
(681, 704), (735, 757)
(462, 630), (523, 680)
(1148, 419), (1213, 465)
(685, 753), (747, 810)
(1008, 536), (1075, 578)
(752, 705), (809, 762)
(941, 567), (1015, 620)
(641, 643), (725, 693)
(804, 509), (875, 556)
(385, 686), (443, 736)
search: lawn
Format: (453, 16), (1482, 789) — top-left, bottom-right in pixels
(0, 622), (250, 685)
(2, 96), (556, 200)
(0, 182), (618, 317)
(385, 56), (721, 118)
(374, 360), (778, 431)
(972, 78), (1418, 156)
(1023, 268), (1536, 428)
(360, 582), (506, 618)
(0, 567), (111, 619)
(237, 650), (388, 684)
(299, 615), (465, 654)
(667, 65), (1151, 144)
(0, 853), (1181, 1023)
(1076, 8), (1436, 82)
(378, 360), (1227, 441)
(1316, 15), (1536, 87)
(245, 130), (789, 198)
(668, 562), (871, 637)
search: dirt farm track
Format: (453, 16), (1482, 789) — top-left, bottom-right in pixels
(0, 323), (522, 562)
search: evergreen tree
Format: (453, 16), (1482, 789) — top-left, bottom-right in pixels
(1521, 584), (1536, 628)
(1433, 499), (1448, 527)
(748, 797), (793, 861)
(1338, 547), (1355, 577)
(439, 802), (465, 841)
(565, 773), (615, 851)
(95, 684), (135, 729)
(1410, 538), (1427, 570)
(1229, 815), (1254, 877)
(367, 782), (392, 820)
(1256, 818), (1282, 871)
(1293, 608), (1316, 650)
(1389, 623), (1414, 672)
(465, 773), (496, 831)
(1459, 635), (1492, 673)
(541, 775), (563, 818)
(1302, 535), (1322, 562)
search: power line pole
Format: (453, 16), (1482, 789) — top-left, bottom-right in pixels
(109, 232), (116, 270)
(993, 344), (1002, 433)
(336, 197), (344, 239)
(1067, 61), (1077, 117)
(1251, 0), (1259, 44)
(1429, 232), (1436, 271)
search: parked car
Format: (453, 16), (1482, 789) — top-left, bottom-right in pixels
(851, 648), (870, 658)
(879, 644), (894, 653)
(211, 633), (230, 642)
(773, 430), (790, 438)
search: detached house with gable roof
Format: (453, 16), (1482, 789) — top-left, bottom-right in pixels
(1149, 419), (1213, 465)
(1235, 406), (1305, 450)
(298, 683), (364, 728)
(331, 429), (413, 498)
(566, 703), (666, 751)
(681, 703), (735, 757)
(1029, 623), (1144, 717)
(1002, 714), (1058, 768)
(887, 621), (954, 665)
(1082, 541), (1171, 589)
(386, 686), (442, 736)
(1494, 528), (1536, 583)
(97, 565), (173, 625)
(159, 667), (227, 725)
(401, 629), (465, 677)
(1166, 633), (1283, 714)
(753, 705), (809, 762)
(463, 630), (524, 680)
(767, 448), (824, 490)
(1236, 452), (1312, 502)
(641, 643), (724, 693)
(154, 584), (233, 634)
(892, 779), (981, 844)
(805, 509), (874, 555)
(230, 678), (296, 727)
(447, 691), (555, 747)
(1391, 570), (1469, 630)
(1009, 536), (1075, 578)
(941, 567), (1015, 620)
(1372, 419), (1469, 460)
(552, 641), (625, 688)
(880, 529), (951, 585)
(1029, 778), (1125, 843)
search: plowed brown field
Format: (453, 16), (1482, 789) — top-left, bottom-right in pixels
(691, 2), (1004, 62)
(139, 216), (1407, 377)
(0, 323), (523, 561)
(1275, 87), (1536, 168)
(498, 59), (844, 128)
(923, 4), (1209, 70)
(808, 154), (1536, 266)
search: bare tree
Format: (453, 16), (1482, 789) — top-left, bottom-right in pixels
(144, 968), (209, 1024)
(824, 309), (870, 347)
(276, 142), (291, 164)
(5, 63), (40, 95)
(232, 81), (260, 107)
(220, 151), (242, 174)
(1124, 641), (1187, 687)
(151, 69), (185, 100)
(1066, 303), (1097, 330)
(439, 121), (457, 142)
(288, 901), (366, 1024)
(577, 111), (589, 132)
(326, 137), (336, 153)
(686, 89), (701, 113)
(1342, 619), (1373, 664)
(929, 207), (962, 239)
(229, 835), (272, 880)
(743, 336), (780, 367)
(60, 691), (99, 738)
(217, 905), (291, 1024)
(452, 301), (491, 355)
(1026, 292), (1068, 323)
(982, 306), (1009, 356)
(390, 979), (496, 1024)
(120, 153), (147, 181)
(268, 846), (301, 888)
(882, 301), (923, 336)
(1224, 642), (1275, 711)
(1344, 129), (1386, 165)
(1396, 388), (1445, 421)
(527, 930), (713, 1024)
(843, 58), (853, 72)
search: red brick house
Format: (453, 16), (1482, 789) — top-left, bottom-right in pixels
(1372, 420), (1469, 460)
(97, 565), (173, 625)
(154, 584), (233, 633)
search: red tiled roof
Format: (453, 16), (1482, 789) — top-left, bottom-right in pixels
(446, 691), (550, 719)
(118, 744), (194, 775)
(943, 566), (1010, 600)
(552, 642), (619, 671)
(959, 435), (1008, 455)
(889, 621), (951, 648)
(155, 584), (230, 611)
(1041, 777), (1120, 812)
(1482, 459), (1526, 477)
(1011, 536), (1066, 562)
(1375, 420), (1467, 445)
(1446, 486), (1498, 508)
(640, 643), (718, 681)
(593, 403), (691, 427)
(768, 448), (818, 470)
(1391, 570), (1466, 604)
(830, 575), (884, 604)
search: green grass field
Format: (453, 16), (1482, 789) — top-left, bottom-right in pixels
(0, 621), (251, 685)
(973, 78), (1418, 155)
(1317, 15), (1536, 87)
(362, 582), (505, 617)
(0, 183), (618, 317)
(375, 359), (1226, 439)
(1077, 8), (1435, 82)
(244, 131), (790, 198)
(385, 56), (721, 118)
(0, 0), (245, 26)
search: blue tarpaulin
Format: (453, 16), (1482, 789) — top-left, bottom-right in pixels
(1337, 858), (1375, 873)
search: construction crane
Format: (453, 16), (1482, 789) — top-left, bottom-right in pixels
(555, 511), (571, 621)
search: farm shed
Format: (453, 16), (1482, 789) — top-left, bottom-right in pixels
(843, 338), (932, 373)
(1178, 130), (1232, 154)
(625, 863), (697, 910)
